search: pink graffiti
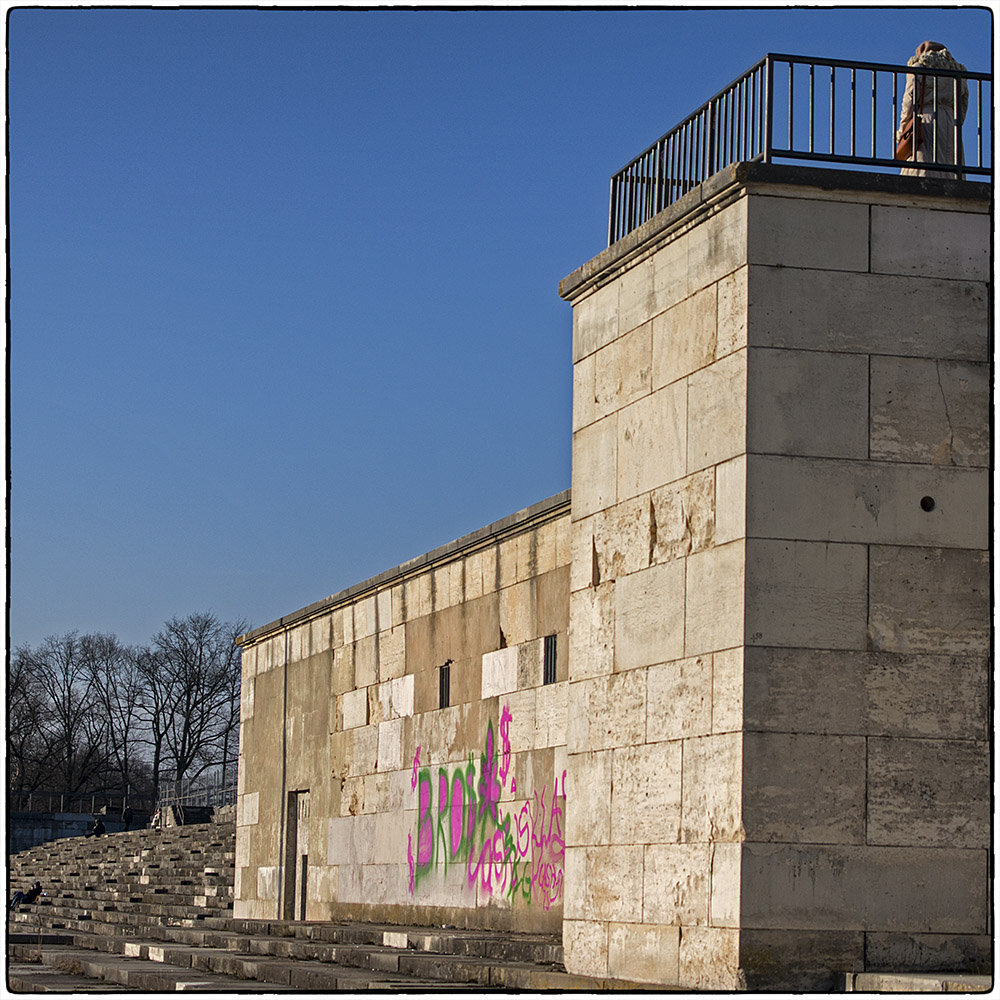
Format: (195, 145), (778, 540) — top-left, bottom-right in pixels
(411, 746), (421, 790)
(499, 703), (513, 784)
(407, 833), (415, 894)
(476, 722), (501, 824)
(409, 705), (566, 909)
(467, 827), (513, 897)
(416, 772), (433, 867)
(508, 771), (566, 910)
(449, 773), (465, 859)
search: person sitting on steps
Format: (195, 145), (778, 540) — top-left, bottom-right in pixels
(9, 881), (45, 911)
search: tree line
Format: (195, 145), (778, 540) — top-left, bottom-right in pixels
(9, 611), (248, 809)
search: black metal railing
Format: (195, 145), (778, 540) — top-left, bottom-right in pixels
(609, 53), (992, 245)
(8, 790), (153, 815)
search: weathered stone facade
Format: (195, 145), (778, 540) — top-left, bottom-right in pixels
(235, 492), (572, 933)
(558, 164), (990, 989)
(236, 165), (989, 989)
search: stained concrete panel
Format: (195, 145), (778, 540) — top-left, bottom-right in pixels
(652, 284), (717, 389)
(571, 416), (618, 519)
(614, 561), (685, 670)
(747, 348), (868, 459)
(743, 647), (988, 740)
(866, 737), (989, 848)
(870, 356), (989, 467)
(608, 921), (680, 984)
(864, 931), (992, 975)
(741, 843), (988, 932)
(562, 919), (608, 978)
(870, 206), (990, 280)
(563, 844), (644, 923)
(680, 732), (742, 844)
(642, 842), (710, 925)
(646, 656), (712, 742)
(594, 320), (652, 420)
(610, 740), (682, 844)
(619, 257), (656, 337)
(686, 350), (747, 473)
(741, 732), (866, 844)
(867, 545), (990, 655)
(739, 928), (865, 992)
(684, 540), (745, 656)
(617, 382), (687, 500)
(747, 196), (869, 272)
(566, 668), (646, 754)
(567, 583), (615, 680)
(747, 455), (988, 549)
(656, 197), (746, 306)
(678, 925), (741, 990)
(748, 267), (988, 361)
(572, 280), (619, 362)
(745, 540), (868, 650)
(565, 750), (612, 847)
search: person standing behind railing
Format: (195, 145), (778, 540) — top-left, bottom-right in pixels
(897, 40), (968, 178)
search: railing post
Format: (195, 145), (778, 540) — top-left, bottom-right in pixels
(764, 54), (775, 162)
(608, 176), (616, 246)
(707, 100), (717, 176)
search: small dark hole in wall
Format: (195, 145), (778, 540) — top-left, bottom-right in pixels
(920, 496), (936, 512)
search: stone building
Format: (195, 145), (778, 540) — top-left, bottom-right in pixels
(234, 58), (990, 990)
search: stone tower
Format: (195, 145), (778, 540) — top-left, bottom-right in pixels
(559, 163), (989, 989)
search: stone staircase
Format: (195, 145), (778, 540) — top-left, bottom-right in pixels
(7, 822), (652, 992)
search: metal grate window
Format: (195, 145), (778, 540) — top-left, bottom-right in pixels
(439, 662), (451, 709)
(543, 634), (558, 685)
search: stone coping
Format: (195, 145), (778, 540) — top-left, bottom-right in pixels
(238, 489), (571, 646)
(559, 161), (991, 303)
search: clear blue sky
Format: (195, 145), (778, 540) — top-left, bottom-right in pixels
(8, 5), (993, 648)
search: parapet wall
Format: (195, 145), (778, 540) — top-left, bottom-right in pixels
(235, 491), (571, 932)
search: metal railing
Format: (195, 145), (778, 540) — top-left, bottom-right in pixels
(609, 53), (992, 245)
(8, 791), (151, 815)
(155, 777), (237, 811)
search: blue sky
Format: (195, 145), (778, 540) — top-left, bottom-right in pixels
(8, 5), (993, 648)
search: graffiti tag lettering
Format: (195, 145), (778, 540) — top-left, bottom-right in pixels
(408, 705), (565, 909)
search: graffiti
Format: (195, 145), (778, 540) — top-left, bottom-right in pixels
(408, 705), (565, 910)
(411, 746), (421, 790)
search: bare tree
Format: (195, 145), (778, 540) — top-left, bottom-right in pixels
(8, 646), (52, 800)
(140, 612), (247, 794)
(25, 633), (108, 797)
(82, 633), (146, 805)
(217, 618), (245, 791)
(133, 645), (167, 804)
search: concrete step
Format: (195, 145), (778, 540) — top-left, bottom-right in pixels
(6, 962), (132, 992)
(843, 970), (993, 992)
(30, 944), (293, 992)
(245, 918), (564, 965)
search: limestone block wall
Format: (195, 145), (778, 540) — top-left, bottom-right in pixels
(562, 187), (751, 988)
(738, 183), (990, 988)
(559, 166), (990, 990)
(234, 493), (571, 932)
